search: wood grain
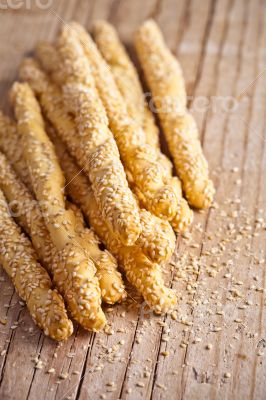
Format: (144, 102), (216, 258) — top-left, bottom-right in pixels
(0, 0), (265, 399)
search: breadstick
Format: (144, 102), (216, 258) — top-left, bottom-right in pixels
(0, 150), (55, 272)
(36, 41), (177, 221)
(49, 129), (177, 313)
(0, 111), (32, 190)
(92, 21), (168, 169)
(49, 125), (176, 266)
(36, 30), (179, 221)
(92, 20), (159, 148)
(54, 142), (177, 313)
(66, 204), (125, 304)
(37, 39), (161, 153)
(142, 113), (184, 230)
(35, 41), (63, 85)
(65, 201), (126, 305)
(37, 32), (157, 150)
(37, 31), (177, 220)
(10, 82), (106, 331)
(56, 27), (141, 246)
(135, 20), (215, 209)
(0, 189), (73, 341)
(62, 22), (179, 221)
(0, 140), (124, 307)
(36, 40), (141, 247)
(93, 20), (193, 232)
(19, 58), (176, 264)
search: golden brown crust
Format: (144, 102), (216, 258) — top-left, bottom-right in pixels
(19, 57), (176, 263)
(0, 189), (73, 341)
(0, 111), (33, 190)
(135, 19), (215, 209)
(10, 82), (106, 331)
(65, 200), (127, 305)
(36, 41), (63, 84)
(54, 23), (179, 220)
(56, 26), (141, 246)
(0, 137), (125, 306)
(93, 20), (193, 231)
(93, 20), (160, 149)
(0, 151), (55, 273)
(36, 38), (189, 236)
(50, 131), (177, 313)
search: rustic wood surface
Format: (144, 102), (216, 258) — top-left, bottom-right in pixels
(0, 0), (266, 399)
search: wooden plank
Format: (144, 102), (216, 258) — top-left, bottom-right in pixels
(90, 0), (119, 24)
(177, 0), (215, 97)
(250, 6), (266, 399)
(112, 0), (158, 41)
(0, 1), (265, 399)
(155, 0), (188, 50)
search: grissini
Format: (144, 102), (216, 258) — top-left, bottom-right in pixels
(67, 202), (126, 304)
(62, 22), (179, 221)
(57, 26), (141, 246)
(93, 20), (193, 232)
(0, 150), (55, 273)
(0, 143), (125, 305)
(135, 19), (215, 209)
(92, 20), (160, 149)
(19, 57), (176, 264)
(10, 82), (106, 331)
(0, 111), (33, 190)
(37, 37), (191, 234)
(50, 130), (177, 313)
(47, 124), (176, 267)
(0, 188), (73, 341)
(36, 38), (172, 176)
(36, 29), (178, 221)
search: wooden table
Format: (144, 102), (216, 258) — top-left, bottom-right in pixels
(0, 0), (265, 399)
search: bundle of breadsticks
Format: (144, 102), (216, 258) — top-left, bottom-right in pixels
(0, 19), (214, 340)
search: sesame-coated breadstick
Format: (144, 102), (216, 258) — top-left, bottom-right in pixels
(37, 39), (160, 151)
(48, 125), (177, 267)
(36, 38), (177, 220)
(0, 150), (55, 273)
(35, 37), (190, 229)
(19, 58), (176, 264)
(93, 20), (193, 232)
(66, 202), (126, 304)
(10, 82), (106, 331)
(57, 27), (141, 246)
(50, 134), (177, 313)
(39, 39), (141, 247)
(35, 41), (64, 86)
(36, 29), (179, 221)
(92, 21), (170, 171)
(63, 22), (180, 221)
(135, 20), (215, 209)
(0, 139), (125, 306)
(36, 40), (175, 215)
(35, 41), (63, 85)
(0, 111), (33, 190)
(0, 189), (73, 341)
(92, 20), (159, 149)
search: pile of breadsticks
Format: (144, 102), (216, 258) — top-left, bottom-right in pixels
(0, 20), (214, 341)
